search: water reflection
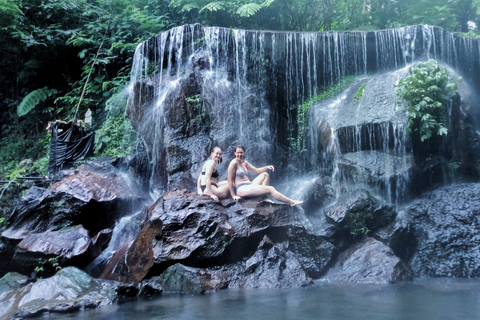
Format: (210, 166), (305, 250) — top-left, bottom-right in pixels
(40, 278), (480, 320)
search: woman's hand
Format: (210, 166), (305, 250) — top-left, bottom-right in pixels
(268, 165), (274, 172)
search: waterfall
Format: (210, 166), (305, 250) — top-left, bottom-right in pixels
(127, 24), (480, 203)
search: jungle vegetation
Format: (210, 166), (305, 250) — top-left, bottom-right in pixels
(1, 0), (480, 181)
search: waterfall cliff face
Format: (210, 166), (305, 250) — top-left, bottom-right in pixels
(127, 24), (479, 203)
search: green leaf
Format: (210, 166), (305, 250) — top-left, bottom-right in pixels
(17, 87), (59, 117)
(237, 3), (262, 17)
(437, 127), (448, 136)
(199, 2), (225, 13)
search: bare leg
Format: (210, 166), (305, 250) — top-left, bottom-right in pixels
(237, 185), (303, 206)
(251, 172), (270, 186)
(218, 180), (228, 187)
(212, 184), (230, 199)
(197, 176), (202, 194)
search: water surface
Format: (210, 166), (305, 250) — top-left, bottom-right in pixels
(41, 278), (480, 320)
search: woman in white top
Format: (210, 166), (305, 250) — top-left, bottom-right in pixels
(227, 145), (303, 206)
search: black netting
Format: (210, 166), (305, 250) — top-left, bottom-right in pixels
(48, 122), (95, 178)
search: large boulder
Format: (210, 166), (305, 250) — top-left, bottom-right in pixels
(0, 160), (148, 277)
(95, 189), (337, 285)
(322, 190), (397, 248)
(408, 183), (480, 277)
(0, 267), (125, 320)
(323, 237), (412, 284)
(98, 212), (163, 283)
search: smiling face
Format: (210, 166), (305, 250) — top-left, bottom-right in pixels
(211, 147), (223, 162)
(234, 146), (245, 162)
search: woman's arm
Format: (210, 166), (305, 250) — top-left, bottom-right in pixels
(227, 160), (241, 200)
(203, 160), (218, 201)
(245, 161), (274, 174)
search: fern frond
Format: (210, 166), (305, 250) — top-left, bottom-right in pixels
(180, 3), (200, 12)
(261, 0), (275, 8)
(199, 2), (226, 13)
(0, 0), (22, 15)
(236, 3), (261, 17)
(17, 87), (58, 117)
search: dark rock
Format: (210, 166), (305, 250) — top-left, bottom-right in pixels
(287, 228), (337, 278)
(337, 151), (418, 203)
(229, 242), (312, 289)
(155, 264), (228, 294)
(373, 217), (416, 263)
(138, 278), (164, 296)
(408, 183), (480, 277)
(148, 189), (312, 268)
(16, 225), (111, 259)
(323, 237), (412, 284)
(98, 212), (162, 283)
(94, 189), (336, 289)
(0, 164), (147, 277)
(303, 176), (338, 212)
(9, 226), (112, 277)
(0, 267), (119, 320)
(323, 190), (396, 248)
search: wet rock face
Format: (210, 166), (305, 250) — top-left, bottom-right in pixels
(408, 183), (480, 277)
(0, 160), (147, 277)
(322, 190), (397, 248)
(93, 189), (338, 288)
(324, 237), (412, 284)
(98, 215), (162, 283)
(0, 267), (126, 320)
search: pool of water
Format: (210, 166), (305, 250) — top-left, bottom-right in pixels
(40, 278), (480, 320)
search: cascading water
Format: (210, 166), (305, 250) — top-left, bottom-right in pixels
(127, 24), (480, 205)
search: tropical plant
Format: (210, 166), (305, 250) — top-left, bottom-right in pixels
(17, 87), (60, 117)
(397, 59), (460, 141)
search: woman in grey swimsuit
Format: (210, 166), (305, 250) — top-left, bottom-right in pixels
(227, 145), (303, 206)
(197, 147), (229, 201)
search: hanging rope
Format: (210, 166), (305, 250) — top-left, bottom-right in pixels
(72, 28), (108, 124)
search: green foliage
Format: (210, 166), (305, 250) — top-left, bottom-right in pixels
(290, 76), (358, 153)
(95, 92), (140, 157)
(186, 94), (212, 131)
(171, 0), (274, 20)
(354, 83), (366, 103)
(397, 59), (460, 142)
(0, 0), (22, 28)
(17, 87), (60, 117)
(33, 256), (62, 280)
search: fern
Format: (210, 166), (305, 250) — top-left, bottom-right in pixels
(179, 2), (201, 12)
(237, 3), (261, 17)
(17, 87), (59, 117)
(199, 1), (225, 13)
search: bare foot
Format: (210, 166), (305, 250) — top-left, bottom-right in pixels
(290, 200), (304, 207)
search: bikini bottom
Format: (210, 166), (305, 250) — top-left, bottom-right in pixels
(235, 183), (250, 193)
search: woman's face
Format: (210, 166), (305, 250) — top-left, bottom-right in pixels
(234, 147), (244, 162)
(211, 148), (223, 162)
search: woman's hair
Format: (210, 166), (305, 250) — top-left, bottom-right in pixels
(235, 145), (245, 152)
